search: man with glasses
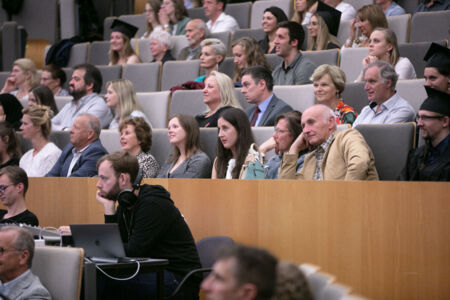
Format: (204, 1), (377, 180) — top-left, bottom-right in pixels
(399, 87), (450, 181)
(0, 226), (51, 299)
(0, 166), (38, 226)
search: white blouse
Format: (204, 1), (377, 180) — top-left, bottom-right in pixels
(19, 142), (62, 177)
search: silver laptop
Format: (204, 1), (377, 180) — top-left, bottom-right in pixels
(70, 224), (127, 263)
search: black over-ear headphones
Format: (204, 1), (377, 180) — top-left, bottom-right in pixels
(117, 168), (144, 208)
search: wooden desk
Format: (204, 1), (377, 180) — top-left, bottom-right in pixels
(23, 178), (450, 300)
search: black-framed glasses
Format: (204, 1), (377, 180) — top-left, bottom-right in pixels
(0, 184), (12, 194)
(416, 114), (445, 122)
(0, 246), (20, 256)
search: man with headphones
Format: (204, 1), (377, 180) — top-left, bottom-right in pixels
(95, 151), (202, 299)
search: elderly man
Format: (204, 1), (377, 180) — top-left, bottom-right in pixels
(272, 21), (317, 86)
(353, 61), (415, 127)
(279, 104), (378, 180)
(52, 64), (113, 130)
(178, 19), (207, 60)
(201, 244), (278, 300)
(399, 87), (450, 181)
(0, 166), (38, 226)
(241, 66), (292, 127)
(46, 114), (108, 177)
(322, 0), (356, 21)
(0, 226), (51, 299)
(204, 0), (239, 33)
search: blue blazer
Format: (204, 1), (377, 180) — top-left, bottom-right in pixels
(245, 94), (293, 127)
(46, 139), (108, 177)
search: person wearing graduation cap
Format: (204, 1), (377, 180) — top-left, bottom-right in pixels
(424, 42), (450, 94)
(306, 1), (341, 51)
(399, 87), (450, 181)
(109, 19), (141, 66)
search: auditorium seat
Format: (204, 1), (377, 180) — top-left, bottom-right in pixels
(218, 57), (235, 78)
(67, 43), (89, 67)
(136, 91), (170, 128)
(61, 68), (74, 90)
(250, 0), (291, 29)
(54, 96), (73, 111)
(343, 0), (371, 11)
(150, 128), (172, 166)
(131, 38), (152, 62)
(225, 2), (252, 29)
(265, 54), (283, 70)
(355, 122), (416, 180)
(341, 82), (367, 114)
(171, 35), (190, 60)
(234, 88), (250, 110)
(399, 40), (447, 78)
(210, 31), (232, 55)
(123, 62), (161, 92)
(318, 283), (351, 300)
(396, 79), (426, 113)
(199, 128), (219, 162)
(303, 49), (340, 66)
(96, 65), (122, 94)
(88, 41), (110, 65)
(252, 127), (276, 159)
(306, 271), (336, 299)
(99, 130), (121, 153)
(187, 7), (207, 22)
(170, 89), (206, 117)
(160, 60), (201, 91)
(232, 28), (265, 43)
(118, 13), (147, 38)
(103, 16), (117, 40)
(337, 19), (351, 46)
(273, 84), (315, 113)
(339, 47), (369, 82)
(387, 14), (411, 44)
(410, 10), (450, 43)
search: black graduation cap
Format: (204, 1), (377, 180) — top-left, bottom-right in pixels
(420, 86), (450, 116)
(424, 42), (450, 70)
(316, 1), (341, 37)
(111, 19), (138, 39)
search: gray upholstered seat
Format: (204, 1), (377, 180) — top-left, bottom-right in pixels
(160, 60), (201, 90)
(337, 19), (351, 45)
(387, 14), (411, 44)
(210, 31), (232, 55)
(318, 283), (351, 300)
(265, 54), (283, 70)
(96, 65), (122, 94)
(67, 43), (89, 67)
(54, 96), (73, 112)
(218, 57), (235, 78)
(250, 0), (291, 29)
(88, 41), (111, 65)
(343, 0), (371, 11)
(410, 10), (450, 43)
(232, 28), (265, 43)
(61, 68), (74, 90)
(170, 89), (206, 117)
(398, 40), (447, 78)
(187, 7), (207, 22)
(225, 2), (252, 29)
(118, 13), (147, 38)
(99, 129), (121, 153)
(131, 38), (152, 62)
(339, 47), (369, 82)
(200, 128), (219, 162)
(273, 84), (315, 113)
(341, 82), (367, 114)
(136, 91), (171, 128)
(396, 79), (427, 113)
(171, 35), (190, 60)
(303, 49), (340, 66)
(252, 127), (276, 159)
(123, 62), (161, 92)
(306, 272), (336, 299)
(103, 16), (117, 40)
(150, 128), (171, 166)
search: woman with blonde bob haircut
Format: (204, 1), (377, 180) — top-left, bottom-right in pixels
(311, 64), (357, 125)
(1, 58), (39, 101)
(158, 114), (211, 178)
(19, 105), (62, 176)
(105, 79), (152, 129)
(231, 37), (272, 84)
(196, 71), (242, 127)
(307, 13), (340, 51)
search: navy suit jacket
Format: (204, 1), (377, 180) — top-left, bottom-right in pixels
(245, 94), (293, 127)
(46, 139), (108, 177)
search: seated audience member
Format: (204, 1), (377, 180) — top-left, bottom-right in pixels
(195, 38), (227, 82)
(203, 0), (239, 33)
(415, 0), (450, 12)
(95, 151), (202, 299)
(343, 5), (388, 49)
(159, 0), (190, 35)
(105, 79), (152, 129)
(259, 7), (288, 54)
(311, 64), (357, 125)
(353, 61), (415, 127)
(0, 166), (39, 226)
(291, 0), (318, 25)
(306, 13), (340, 51)
(272, 21), (317, 85)
(242, 66), (293, 127)
(119, 117), (159, 178)
(19, 106), (61, 177)
(46, 114), (107, 177)
(0, 226), (51, 299)
(158, 115), (211, 178)
(279, 104), (378, 180)
(212, 107), (254, 179)
(201, 243), (278, 300)
(196, 71), (242, 127)
(376, 0), (405, 16)
(1, 58), (39, 101)
(423, 42), (450, 94)
(0, 122), (21, 169)
(259, 111), (304, 179)
(40, 64), (69, 96)
(178, 19), (207, 60)
(109, 19), (141, 66)
(28, 85), (59, 115)
(0, 94), (23, 130)
(142, 0), (162, 38)
(149, 29), (176, 63)
(274, 261), (314, 300)
(399, 87), (450, 181)
(356, 28), (416, 81)
(232, 37), (272, 85)
(52, 64), (113, 130)
(322, 0), (356, 21)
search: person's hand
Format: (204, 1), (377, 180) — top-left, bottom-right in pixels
(259, 137), (276, 154)
(158, 9), (170, 28)
(362, 55), (378, 68)
(58, 226), (71, 235)
(1, 76), (16, 93)
(288, 133), (308, 154)
(308, 1), (318, 13)
(96, 190), (116, 215)
(348, 18), (357, 41)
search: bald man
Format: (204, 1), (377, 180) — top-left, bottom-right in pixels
(178, 19), (208, 60)
(279, 104), (378, 180)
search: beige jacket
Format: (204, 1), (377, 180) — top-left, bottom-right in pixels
(279, 129), (379, 180)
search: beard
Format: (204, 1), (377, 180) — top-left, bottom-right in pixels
(100, 182), (121, 201)
(69, 85), (88, 100)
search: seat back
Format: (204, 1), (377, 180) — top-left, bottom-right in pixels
(318, 283), (351, 300)
(99, 129), (122, 153)
(273, 85), (315, 113)
(199, 128), (219, 162)
(410, 10), (450, 42)
(209, 31), (232, 54)
(252, 127), (276, 159)
(88, 41), (111, 65)
(196, 236), (234, 269)
(97, 65), (123, 94)
(337, 19), (351, 45)
(303, 49), (340, 66)
(150, 128), (172, 166)
(387, 14), (411, 44)
(339, 48), (369, 82)
(67, 42), (89, 67)
(136, 91), (171, 128)
(225, 2), (252, 29)
(218, 57), (235, 78)
(54, 96), (73, 111)
(31, 246), (84, 300)
(265, 54), (283, 70)
(396, 79), (426, 113)
(341, 82), (368, 114)
(103, 16), (117, 40)
(171, 35), (190, 59)
(232, 28), (265, 43)
(398, 40), (447, 78)
(161, 60), (201, 90)
(187, 7), (207, 21)
(118, 13), (147, 38)
(250, 0), (291, 29)
(342, 0), (371, 11)
(355, 122), (416, 180)
(170, 89), (206, 117)
(131, 38), (152, 62)
(306, 271), (335, 299)
(123, 62), (161, 92)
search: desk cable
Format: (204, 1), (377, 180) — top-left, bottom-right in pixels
(84, 257), (141, 281)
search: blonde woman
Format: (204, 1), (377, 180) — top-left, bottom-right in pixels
(109, 19), (141, 66)
(1, 58), (39, 101)
(196, 71), (242, 127)
(19, 105), (61, 177)
(291, 0), (318, 25)
(306, 13), (340, 50)
(105, 79), (152, 129)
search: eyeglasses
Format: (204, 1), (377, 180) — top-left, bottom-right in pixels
(307, 22), (318, 27)
(0, 247), (20, 256)
(415, 114), (445, 122)
(0, 184), (12, 194)
(274, 128), (290, 135)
